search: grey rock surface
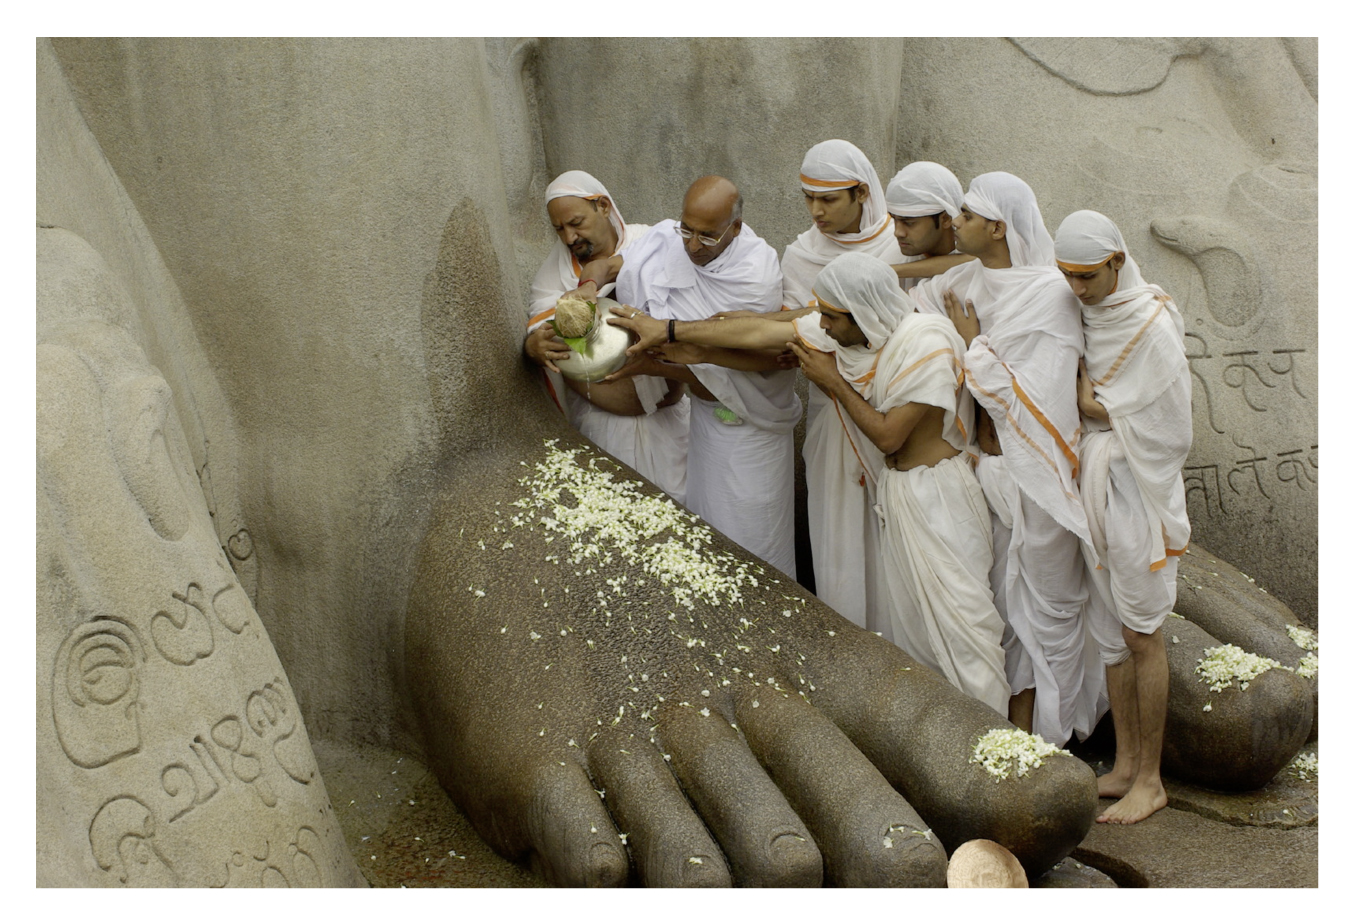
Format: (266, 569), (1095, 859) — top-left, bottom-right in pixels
(37, 37), (1316, 886)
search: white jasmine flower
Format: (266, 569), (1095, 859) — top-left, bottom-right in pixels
(1202, 702), (1213, 712)
(1286, 624), (1318, 652)
(969, 728), (1069, 780)
(530, 631), (541, 641)
(1297, 654), (1318, 678)
(688, 857), (703, 865)
(473, 589), (485, 598)
(1288, 751), (1318, 781)
(700, 708), (710, 717)
(1195, 645), (1289, 693)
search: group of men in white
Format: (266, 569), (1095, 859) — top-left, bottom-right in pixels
(523, 140), (1191, 826)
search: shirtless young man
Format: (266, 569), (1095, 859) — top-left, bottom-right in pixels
(610, 253), (1009, 711)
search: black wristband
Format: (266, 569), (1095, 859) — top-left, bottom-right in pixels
(667, 318), (676, 343)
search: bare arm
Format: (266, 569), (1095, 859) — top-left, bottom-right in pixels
(647, 341), (795, 373)
(788, 341), (928, 455)
(609, 309), (811, 355)
(572, 255), (625, 301)
(892, 253), (974, 281)
(604, 351), (717, 401)
(1078, 359), (1111, 424)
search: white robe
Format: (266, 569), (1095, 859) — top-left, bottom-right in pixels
(1079, 285), (1192, 664)
(782, 225), (902, 633)
(618, 220), (800, 576)
(527, 223), (690, 503)
(912, 261), (1103, 744)
(868, 313), (1009, 713)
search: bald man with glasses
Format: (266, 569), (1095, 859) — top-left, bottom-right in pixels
(598, 176), (802, 577)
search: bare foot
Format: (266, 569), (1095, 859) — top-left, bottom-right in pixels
(1096, 782), (1167, 824)
(407, 437), (1100, 884)
(1096, 767), (1135, 800)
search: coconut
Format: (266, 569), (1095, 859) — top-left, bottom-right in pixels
(554, 295), (595, 339)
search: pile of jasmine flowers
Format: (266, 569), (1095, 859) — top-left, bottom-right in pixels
(969, 728), (1068, 781)
(512, 442), (760, 609)
(1288, 751), (1318, 782)
(1285, 625), (1319, 679)
(1195, 644), (1287, 694)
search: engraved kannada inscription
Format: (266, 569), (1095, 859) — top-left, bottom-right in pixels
(212, 826), (326, 888)
(53, 618), (145, 769)
(89, 796), (179, 887)
(160, 678), (313, 822)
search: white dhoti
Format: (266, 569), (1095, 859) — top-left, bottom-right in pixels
(528, 179), (690, 503)
(565, 387), (690, 504)
(1081, 431), (1178, 665)
(687, 396), (797, 577)
(978, 454), (1103, 745)
(877, 455), (1009, 713)
(801, 385), (890, 637)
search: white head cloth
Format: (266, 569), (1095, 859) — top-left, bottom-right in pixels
(544, 169), (628, 244)
(885, 161), (964, 219)
(963, 172), (1056, 268)
(806, 253), (913, 399)
(799, 140), (892, 245)
(1053, 209), (1145, 289)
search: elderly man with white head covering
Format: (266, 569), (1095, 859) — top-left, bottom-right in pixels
(524, 170), (689, 503)
(909, 172), (1103, 748)
(781, 140), (903, 634)
(884, 161), (973, 290)
(610, 176), (801, 576)
(608, 252), (1009, 711)
(1056, 210), (1191, 825)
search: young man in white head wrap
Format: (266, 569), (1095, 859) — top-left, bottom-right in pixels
(908, 172), (1103, 748)
(1056, 210), (1191, 825)
(524, 170), (690, 503)
(782, 140), (903, 636)
(609, 176), (801, 576)
(609, 252), (1010, 712)
(884, 161), (973, 290)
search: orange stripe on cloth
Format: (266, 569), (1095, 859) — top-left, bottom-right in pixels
(1011, 378), (1080, 478)
(1092, 298), (1168, 387)
(835, 217), (893, 245)
(967, 375), (1080, 505)
(1055, 254), (1114, 273)
(886, 348), (957, 390)
(800, 174), (860, 189)
(529, 307), (556, 326)
(831, 393), (875, 488)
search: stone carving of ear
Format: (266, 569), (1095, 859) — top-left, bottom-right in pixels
(53, 618), (145, 769)
(106, 373), (192, 542)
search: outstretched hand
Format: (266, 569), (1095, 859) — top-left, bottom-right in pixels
(786, 340), (841, 394)
(607, 306), (668, 356)
(943, 290), (980, 348)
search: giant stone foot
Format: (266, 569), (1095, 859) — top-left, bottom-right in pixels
(1160, 615), (1313, 791)
(1173, 545), (1317, 741)
(406, 434), (1098, 885)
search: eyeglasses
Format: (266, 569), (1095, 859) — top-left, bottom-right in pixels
(675, 221), (733, 248)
